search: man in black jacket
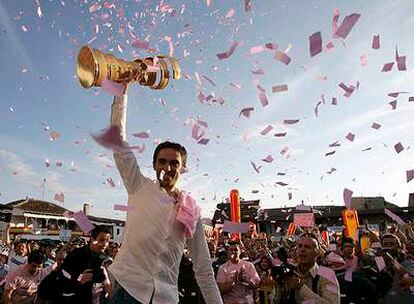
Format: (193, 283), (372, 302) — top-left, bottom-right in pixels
(36, 225), (111, 304)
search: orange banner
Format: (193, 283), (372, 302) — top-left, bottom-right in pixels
(342, 208), (359, 241)
(230, 189), (241, 240)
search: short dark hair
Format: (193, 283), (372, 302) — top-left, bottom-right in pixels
(342, 237), (355, 247)
(28, 250), (46, 264)
(90, 225), (111, 240)
(153, 141), (187, 167)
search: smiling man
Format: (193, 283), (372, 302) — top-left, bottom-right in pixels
(107, 89), (222, 304)
(272, 233), (340, 304)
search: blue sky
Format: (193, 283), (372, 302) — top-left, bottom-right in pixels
(0, 0), (413, 220)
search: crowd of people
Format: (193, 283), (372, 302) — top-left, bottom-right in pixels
(180, 221), (414, 304)
(1, 219), (413, 303)
(0, 225), (120, 304)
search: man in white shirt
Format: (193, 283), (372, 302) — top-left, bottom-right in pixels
(107, 86), (222, 304)
(7, 241), (27, 274)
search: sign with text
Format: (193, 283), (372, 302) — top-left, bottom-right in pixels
(59, 229), (72, 242)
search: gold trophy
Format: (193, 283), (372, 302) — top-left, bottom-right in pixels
(76, 45), (181, 90)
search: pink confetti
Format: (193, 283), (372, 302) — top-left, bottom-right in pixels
(56, 160), (63, 167)
(326, 42), (334, 50)
(309, 31), (322, 57)
(259, 91), (269, 107)
(114, 204), (135, 212)
(360, 55), (367, 66)
(230, 83), (242, 90)
(372, 35), (380, 49)
(191, 124), (203, 140)
(407, 170), (414, 183)
(225, 8), (235, 18)
(338, 82), (356, 97)
(274, 132), (287, 137)
(37, 6), (42, 18)
(250, 161), (261, 173)
(274, 51), (291, 65)
(325, 151), (336, 156)
(261, 155), (274, 163)
(260, 125), (273, 136)
(329, 141), (341, 147)
(101, 79), (125, 97)
(283, 119), (299, 125)
(280, 146), (290, 157)
(344, 269), (353, 282)
(197, 92), (205, 103)
(382, 62), (394, 72)
(250, 45), (265, 55)
(107, 177), (116, 188)
(394, 142), (404, 153)
(132, 132), (149, 139)
(251, 68), (265, 75)
(73, 211), (94, 234)
(91, 125), (125, 150)
(197, 138), (210, 145)
(265, 43), (278, 50)
(332, 9), (340, 36)
(334, 13), (361, 39)
(54, 192), (64, 203)
(202, 75), (216, 86)
(272, 85), (288, 93)
(388, 91), (408, 98)
(371, 122), (381, 130)
(49, 131), (61, 141)
(239, 107), (254, 118)
(343, 188), (353, 209)
(395, 47), (406, 71)
(345, 133), (355, 142)
(389, 100), (397, 110)
(131, 39), (149, 49)
(217, 41), (239, 60)
(314, 101), (322, 116)
(375, 256), (386, 271)
(244, 0), (252, 12)
(206, 0), (212, 7)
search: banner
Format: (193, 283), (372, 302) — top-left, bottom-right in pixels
(342, 208), (359, 241)
(223, 220), (249, 233)
(294, 213), (315, 227)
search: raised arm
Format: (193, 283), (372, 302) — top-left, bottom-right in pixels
(110, 94), (143, 195)
(187, 220), (223, 304)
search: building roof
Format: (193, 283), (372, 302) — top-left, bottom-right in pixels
(88, 214), (125, 226)
(4, 198), (69, 216)
(2, 198), (125, 226)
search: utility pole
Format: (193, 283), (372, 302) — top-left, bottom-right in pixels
(41, 178), (46, 200)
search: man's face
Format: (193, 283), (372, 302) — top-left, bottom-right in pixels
(153, 148), (183, 190)
(228, 244), (241, 262)
(28, 262), (42, 275)
(16, 243), (27, 256)
(342, 243), (354, 258)
(296, 237), (318, 266)
(90, 232), (110, 254)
